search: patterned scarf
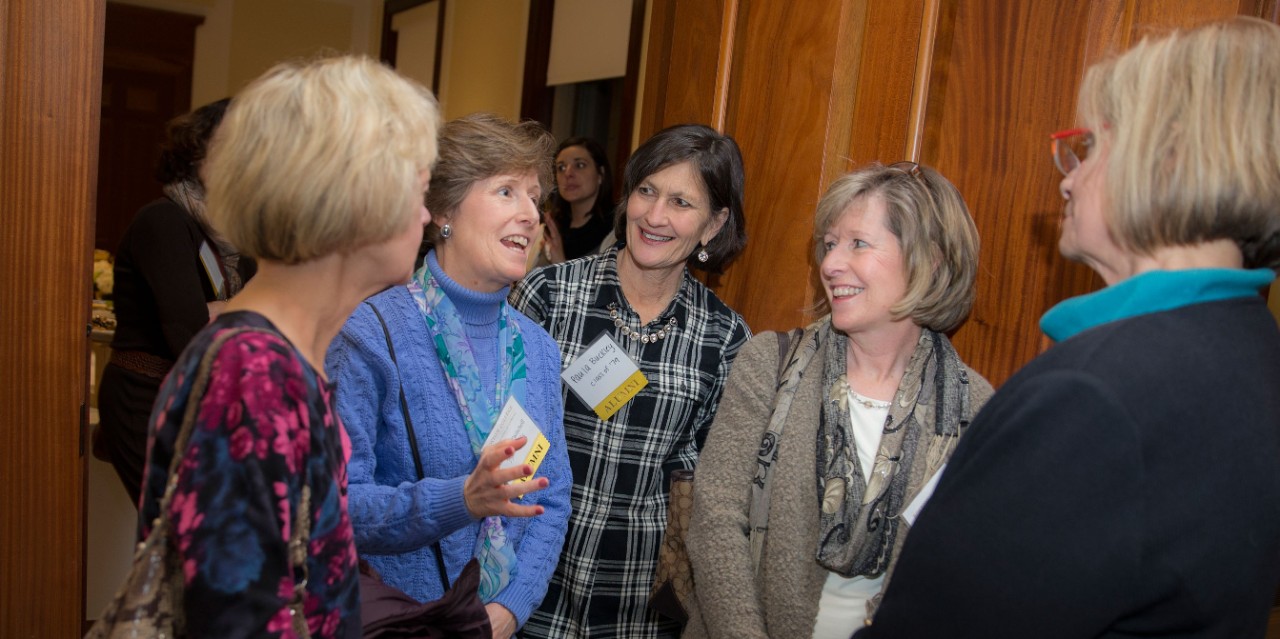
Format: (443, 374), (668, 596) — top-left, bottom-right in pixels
(408, 264), (527, 602)
(814, 326), (971, 578)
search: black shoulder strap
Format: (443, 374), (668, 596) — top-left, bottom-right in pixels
(775, 327), (803, 382)
(366, 301), (451, 590)
(368, 302), (425, 481)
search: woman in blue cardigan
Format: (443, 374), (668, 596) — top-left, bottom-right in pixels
(327, 113), (569, 639)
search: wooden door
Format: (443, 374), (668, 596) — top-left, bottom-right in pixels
(96, 2), (202, 253)
(640, 0), (1277, 385)
(0, 1), (105, 637)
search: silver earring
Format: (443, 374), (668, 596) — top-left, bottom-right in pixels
(440, 223), (452, 239)
(697, 248), (709, 263)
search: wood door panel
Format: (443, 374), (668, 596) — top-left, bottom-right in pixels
(0, 1), (104, 636)
(640, 0), (1278, 384)
(716, 0), (856, 332)
(95, 2), (199, 254)
(639, 0), (726, 138)
(931, 0), (1102, 384)
(843, 0), (925, 168)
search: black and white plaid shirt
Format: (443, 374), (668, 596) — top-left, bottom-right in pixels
(510, 246), (751, 638)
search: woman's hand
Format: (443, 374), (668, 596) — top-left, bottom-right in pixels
(463, 436), (549, 519)
(485, 603), (517, 639)
(525, 224), (547, 272)
(542, 217), (566, 263)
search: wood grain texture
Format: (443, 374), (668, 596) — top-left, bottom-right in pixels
(0, 1), (103, 636)
(640, 0), (1273, 385)
(638, 0), (725, 139)
(713, 0), (858, 332)
(928, 1), (1102, 384)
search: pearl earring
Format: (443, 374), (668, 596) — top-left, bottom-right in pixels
(440, 223), (452, 239)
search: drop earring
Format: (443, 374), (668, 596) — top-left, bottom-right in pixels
(696, 246), (709, 263)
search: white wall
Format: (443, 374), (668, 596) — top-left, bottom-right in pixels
(111, 0), (382, 106)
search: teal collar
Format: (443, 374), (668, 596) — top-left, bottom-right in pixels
(1040, 268), (1275, 342)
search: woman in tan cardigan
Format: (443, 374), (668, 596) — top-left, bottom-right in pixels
(684, 163), (993, 639)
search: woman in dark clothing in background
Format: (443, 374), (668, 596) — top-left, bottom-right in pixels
(537, 136), (615, 264)
(95, 98), (252, 506)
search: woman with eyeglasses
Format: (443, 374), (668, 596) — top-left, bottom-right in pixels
(535, 136), (615, 265)
(856, 18), (1280, 639)
(683, 163), (992, 639)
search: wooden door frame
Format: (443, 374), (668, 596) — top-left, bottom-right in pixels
(381, 0), (447, 95)
(0, 1), (105, 636)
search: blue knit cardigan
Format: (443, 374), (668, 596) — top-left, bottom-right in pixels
(326, 285), (571, 627)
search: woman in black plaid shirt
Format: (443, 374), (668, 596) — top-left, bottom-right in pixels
(511, 124), (752, 638)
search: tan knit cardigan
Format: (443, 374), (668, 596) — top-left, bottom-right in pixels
(682, 324), (993, 639)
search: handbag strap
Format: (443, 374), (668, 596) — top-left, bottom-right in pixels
(155, 326), (312, 635)
(368, 300), (453, 591)
(747, 327), (805, 573)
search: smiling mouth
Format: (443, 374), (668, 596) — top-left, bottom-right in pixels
(640, 229), (673, 243)
(829, 285), (865, 299)
(501, 235), (529, 251)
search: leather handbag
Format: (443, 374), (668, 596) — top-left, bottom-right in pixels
(648, 468), (697, 622)
(648, 329), (802, 622)
(85, 327), (311, 639)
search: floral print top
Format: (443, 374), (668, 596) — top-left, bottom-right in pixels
(139, 311), (361, 638)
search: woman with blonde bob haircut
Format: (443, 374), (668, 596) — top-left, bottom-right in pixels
(859, 17), (1280, 639)
(207, 56), (438, 263)
(685, 162), (992, 639)
(810, 163), (980, 333)
(124, 55), (439, 638)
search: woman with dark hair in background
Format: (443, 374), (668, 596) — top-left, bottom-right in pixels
(95, 97), (253, 506)
(512, 124), (752, 638)
(537, 136), (615, 264)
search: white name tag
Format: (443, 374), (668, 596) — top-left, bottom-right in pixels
(561, 332), (648, 421)
(902, 463), (946, 526)
(198, 240), (226, 300)
(482, 396), (550, 484)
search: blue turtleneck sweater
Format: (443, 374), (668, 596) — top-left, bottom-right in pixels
(426, 250), (510, 394)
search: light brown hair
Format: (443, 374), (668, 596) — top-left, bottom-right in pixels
(423, 113), (555, 247)
(813, 164), (980, 333)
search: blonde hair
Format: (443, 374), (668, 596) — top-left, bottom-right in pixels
(205, 55), (440, 263)
(813, 164), (980, 333)
(424, 113), (554, 246)
(1078, 17), (1280, 269)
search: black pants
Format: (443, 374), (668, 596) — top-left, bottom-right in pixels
(96, 363), (162, 507)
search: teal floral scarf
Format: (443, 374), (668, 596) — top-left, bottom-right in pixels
(409, 264), (528, 603)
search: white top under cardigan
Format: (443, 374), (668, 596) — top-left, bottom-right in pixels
(811, 389), (890, 639)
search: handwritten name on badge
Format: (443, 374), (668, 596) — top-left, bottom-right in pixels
(562, 332), (647, 421)
(483, 396), (550, 484)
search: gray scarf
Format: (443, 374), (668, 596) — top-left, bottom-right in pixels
(164, 180), (243, 297)
(814, 326), (971, 578)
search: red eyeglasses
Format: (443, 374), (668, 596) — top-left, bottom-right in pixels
(1050, 128), (1094, 177)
